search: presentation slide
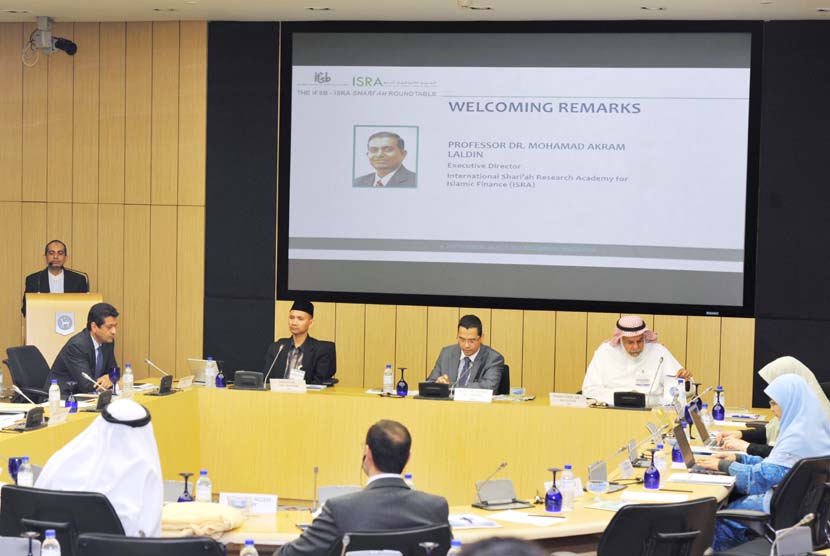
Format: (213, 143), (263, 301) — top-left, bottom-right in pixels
(283, 31), (755, 310)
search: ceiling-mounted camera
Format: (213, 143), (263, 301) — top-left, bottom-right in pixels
(22, 16), (78, 66)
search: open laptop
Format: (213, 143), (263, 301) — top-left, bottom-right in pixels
(187, 358), (210, 383)
(672, 424), (728, 475)
(687, 405), (719, 449)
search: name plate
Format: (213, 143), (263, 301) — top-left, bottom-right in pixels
(177, 375), (194, 389)
(549, 393), (589, 408)
(219, 492), (278, 515)
(48, 407), (69, 426)
(453, 388), (492, 403)
(618, 459), (635, 479)
(270, 378), (307, 393)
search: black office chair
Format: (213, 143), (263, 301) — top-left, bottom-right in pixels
(820, 381), (830, 402)
(4, 345), (52, 403)
(77, 533), (224, 556)
(331, 523), (452, 556)
(497, 364), (510, 395)
(713, 456), (830, 555)
(555, 497), (717, 556)
(0, 486), (125, 556)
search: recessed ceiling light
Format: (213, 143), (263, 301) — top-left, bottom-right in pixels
(3, 9), (29, 13)
(759, 1), (773, 4)
(640, 5), (667, 10)
(306, 7), (333, 10)
(185, 0), (199, 4)
(469, 5), (493, 10)
(152, 8), (177, 12)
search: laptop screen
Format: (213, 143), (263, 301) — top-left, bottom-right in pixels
(688, 405), (710, 441)
(673, 424), (696, 469)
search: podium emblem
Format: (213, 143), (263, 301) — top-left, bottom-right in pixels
(55, 312), (75, 336)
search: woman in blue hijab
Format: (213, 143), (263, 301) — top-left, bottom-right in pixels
(697, 374), (830, 551)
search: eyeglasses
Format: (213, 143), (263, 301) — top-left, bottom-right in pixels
(47, 250), (66, 256)
(457, 336), (481, 345)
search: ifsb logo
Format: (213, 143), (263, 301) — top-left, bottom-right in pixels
(314, 71), (331, 84)
(352, 75), (384, 87)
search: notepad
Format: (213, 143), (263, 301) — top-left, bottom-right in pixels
(668, 473), (736, 486)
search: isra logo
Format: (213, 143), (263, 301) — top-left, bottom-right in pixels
(352, 75), (384, 87)
(314, 71), (331, 84)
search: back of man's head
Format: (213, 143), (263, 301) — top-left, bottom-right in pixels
(366, 419), (411, 474)
(460, 537), (546, 556)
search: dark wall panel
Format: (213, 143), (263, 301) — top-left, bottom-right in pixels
(204, 22), (278, 371)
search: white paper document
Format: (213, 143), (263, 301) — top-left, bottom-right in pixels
(668, 473), (736, 486)
(488, 510), (566, 527)
(621, 491), (689, 503)
(449, 514), (501, 530)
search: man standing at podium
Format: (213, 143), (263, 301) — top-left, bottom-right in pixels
(21, 239), (89, 316)
(49, 302), (119, 394)
(262, 301), (336, 385)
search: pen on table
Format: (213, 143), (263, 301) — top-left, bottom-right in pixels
(658, 488), (694, 493)
(527, 513), (568, 519)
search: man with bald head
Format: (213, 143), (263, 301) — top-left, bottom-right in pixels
(582, 315), (691, 406)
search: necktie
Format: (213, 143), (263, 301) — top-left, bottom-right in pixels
(457, 357), (472, 387)
(95, 346), (103, 377)
(375, 179), (384, 187)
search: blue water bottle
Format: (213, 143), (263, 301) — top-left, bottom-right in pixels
(643, 448), (660, 489)
(545, 467), (563, 512)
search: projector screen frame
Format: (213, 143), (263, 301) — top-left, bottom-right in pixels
(276, 20), (762, 317)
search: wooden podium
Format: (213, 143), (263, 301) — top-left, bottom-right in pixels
(25, 293), (103, 367)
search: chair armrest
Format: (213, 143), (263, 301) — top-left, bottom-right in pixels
(715, 509), (769, 538)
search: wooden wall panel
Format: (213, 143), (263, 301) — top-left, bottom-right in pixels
(586, 312), (620, 360)
(125, 22), (152, 204)
(686, 316), (722, 392)
(311, 302), (336, 341)
(72, 23), (100, 203)
(274, 299), (292, 339)
(0, 203), (22, 368)
(0, 24), (22, 202)
(71, 204), (99, 291)
(97, 204), (125, 364)
(334, 303), (365, 388)
(426, 306), (459, 375)
(364, 304), (396, 386)
(20, 203), (47, 281)
(175, 206), (204, 374)
(461, 307), (490, 335)
(395, 306), (427, 379)
(148, 205), (177, 372)
(46, 23), (74, 202)
(22, 22), (47, 202)
(178, 21), (207, 206)
(490, 309), (523, 388)
(123, 205), (151, 378)
(46, 203), (72, 245)
(99, 22), (126, 205)
(150, 21), (179, 205)
(654, 314), (688, 367)
(554, 311), (588, 393)
(719, 317), (756, 408)
(522, 310), (556, 395)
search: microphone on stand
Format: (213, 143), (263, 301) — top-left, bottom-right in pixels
(12, 385), (38, 405)
(474, 461), (508, 505)
(81, 372), (107, 392)
(263, 342), (285, 388)
(144, 359), (170, 376)
(311, 466), (319, 512)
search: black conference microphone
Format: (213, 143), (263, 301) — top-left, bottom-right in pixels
(262, 342), (285, 388)
(474, 461), (508, 506)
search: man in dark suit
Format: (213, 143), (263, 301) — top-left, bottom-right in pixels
(353, 131), (418, 188)
(22, 239), (90, 316)
(49, 302), (119, 395)
(276, 420), (449, 556)
(262, 301), (336, 385)
(427, 314), (505, 392)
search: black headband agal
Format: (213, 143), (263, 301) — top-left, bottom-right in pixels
(101, 404), (152, 428)
(616, 318), (646, 333)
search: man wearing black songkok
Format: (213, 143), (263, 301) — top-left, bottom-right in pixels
(262, 301), (336, 385)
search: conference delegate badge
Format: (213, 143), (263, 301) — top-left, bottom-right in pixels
(55, 312), (75, 336)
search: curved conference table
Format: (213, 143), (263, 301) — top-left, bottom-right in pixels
(0, 386), (736, 549)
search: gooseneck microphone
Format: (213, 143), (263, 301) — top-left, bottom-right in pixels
(12, 385), (38, 405)
(263, 342), (285, 387)
(646, 356), (664, 396)
(311, 466), (319, 512)
(145, 359), (171, 376)
(81, 372), (107, 392)
(475, 461), (508, 505)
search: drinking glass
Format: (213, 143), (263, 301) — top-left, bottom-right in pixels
(108, 366), (121, 395)
(396, 367), (408, 397)
(586, 478), (609, 503)
(418, 541), (439, 555)
(178, 472), (194, 502)
(8, 457), (23, 484)
(65, 381), (78, 413)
